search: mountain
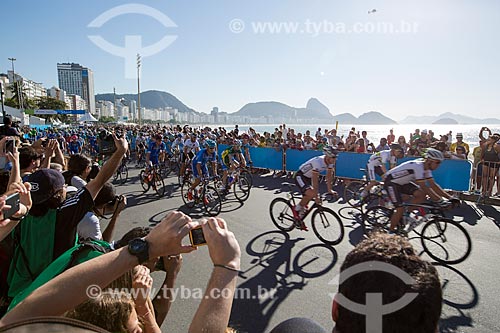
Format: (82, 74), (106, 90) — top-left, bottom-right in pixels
(357, 111), (397, 125)
(433, 117), (458, 124)
(306, 98), (331, 118)
(400, 112), (500, 124)
(95, 90), (196, 113)
(234, 99), (333, 119)
(332, 113), (358, 124)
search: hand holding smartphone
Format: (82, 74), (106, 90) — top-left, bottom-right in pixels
(3, 192), (20, 220)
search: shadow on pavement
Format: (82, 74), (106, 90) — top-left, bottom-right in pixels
(229, 230), (338, 333)
(435, 263), (479, 332)
(474, 204), (500, 229)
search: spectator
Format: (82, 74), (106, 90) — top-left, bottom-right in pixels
(375, 138), (390, 152)
(332, 233), (442, 333)
(386, 129), (395, 145)
(450, 132), (470, 156)
(2, 116), (20, 137)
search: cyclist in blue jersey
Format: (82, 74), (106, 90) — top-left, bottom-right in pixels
(241, 134), (253, 166)
(146, 134), (166, 169)
(187, 139), (218, 200)
(68, 135), (82, 155)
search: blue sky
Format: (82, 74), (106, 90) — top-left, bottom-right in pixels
(1, 0), (499, 120)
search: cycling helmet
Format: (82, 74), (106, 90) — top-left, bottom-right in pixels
(177, 134), (182, 138)
(155, 134), (163, 140)
(424, 148), (444, 161)
(323, 146), (338, 158)
(205, 139), (216, 148)
(233, 139), (242, 146)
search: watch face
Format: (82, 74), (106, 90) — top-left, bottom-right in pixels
(129, 238), (147, 253)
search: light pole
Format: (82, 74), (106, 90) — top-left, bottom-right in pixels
(0, 82), (6, 126)
(137, 54), (141, 126)
(7, 57), (23, 109)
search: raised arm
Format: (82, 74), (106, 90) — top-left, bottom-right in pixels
(189, 218), (240, 333)
(86, 134), (128, 200)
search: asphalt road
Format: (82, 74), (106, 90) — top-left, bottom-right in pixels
(108, 166), (500, 333)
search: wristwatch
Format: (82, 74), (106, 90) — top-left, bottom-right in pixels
(127, 238), (150, 264)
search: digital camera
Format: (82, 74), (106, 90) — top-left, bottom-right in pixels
(98, 130), (116, 155)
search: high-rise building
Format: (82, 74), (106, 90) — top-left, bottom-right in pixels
(57, 63), (95, 114)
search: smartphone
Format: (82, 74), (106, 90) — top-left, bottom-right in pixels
(5, 139), (14, 154)
(4, 192), (20, 220)
(189, 226), (207, 247)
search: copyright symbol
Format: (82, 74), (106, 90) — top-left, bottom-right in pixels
(86, 284), (102, 299)
(229, 19), (245, 33)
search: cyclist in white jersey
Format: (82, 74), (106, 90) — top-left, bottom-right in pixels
(384, 148), (455, 232)
(293, 146), (338, 229)
(360, 144), (404, 200)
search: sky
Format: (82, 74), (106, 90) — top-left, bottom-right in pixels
(1, 0), (499, 120)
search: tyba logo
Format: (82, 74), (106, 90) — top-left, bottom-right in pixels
(87, 4), (177, 79)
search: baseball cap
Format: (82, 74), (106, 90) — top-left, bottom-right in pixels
(27, 169), (66, 205)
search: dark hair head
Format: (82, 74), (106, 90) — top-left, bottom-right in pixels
(29, 188), (66, 217)
(19, 146), (42, 170)
(94, 182), (116, 207)
(335, 233), (442, 333)
(67, 154), (92, 176)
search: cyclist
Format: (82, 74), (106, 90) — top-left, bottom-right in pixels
(384, 148), (456, 233)
(241, 134), (253, 167)
(293, 146), (338, 230)
(180, 133), (200, 183)
(221, 139), (246, 190)
(359, 143), (405, 202)
(187, 139), (218, 201)
(146, 134), (166, 171)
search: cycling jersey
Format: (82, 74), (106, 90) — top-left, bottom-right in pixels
(297, 155), (334, 178)
(183, 139), (200, 154)
(192, 149), (216, 178)
(384, 159), (432, 185)
(147, 140), (166, 165)
(367, 150), (395, 168)
(221, 147), (243, 168)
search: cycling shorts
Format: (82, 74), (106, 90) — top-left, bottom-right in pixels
(294, 171), (313, 195)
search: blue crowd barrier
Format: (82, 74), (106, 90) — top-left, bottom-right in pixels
(29, 125), (52, 130)
(219, 145), (472, 191)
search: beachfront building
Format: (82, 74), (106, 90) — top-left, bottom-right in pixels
(57, 63), (95, 114)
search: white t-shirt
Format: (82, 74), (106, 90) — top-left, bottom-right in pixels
(77, 212), (102, 240)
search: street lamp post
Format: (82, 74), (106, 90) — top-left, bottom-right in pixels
(8, 57), (23, 109)
(0, 82), (6, 126)
(137, 54), (141, 126)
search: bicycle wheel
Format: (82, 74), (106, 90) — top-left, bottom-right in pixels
(181, 181), (196, 208)
(139, 170), (150, 192)
(152, 173), (165, 197)
(233, 176), (251, 202)
(269, 198), (296, 232)
(240, 169), (253, 188)
(119, 165), (128, 184)
(362, 206), (392, 234)
(203, 185), (222, 216)
(344, 181), (365, 207)
(311, 207), (344, 245)
(420, 218), (472, 265)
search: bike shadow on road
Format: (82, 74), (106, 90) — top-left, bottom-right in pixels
(448, 202), (483, 226)
(474, 204), (500, 229)
(228, 230), (338, 333)
(434, 263), (479, 332)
